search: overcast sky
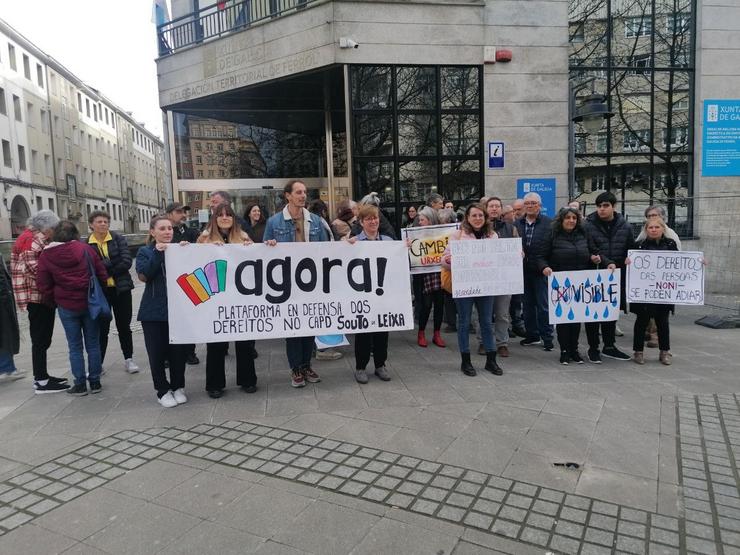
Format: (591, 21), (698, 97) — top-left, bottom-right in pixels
(2, 0), (165, 138)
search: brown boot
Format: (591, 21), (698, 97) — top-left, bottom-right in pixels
(659, 351), (672, 365)
(633, 351), (644, 365)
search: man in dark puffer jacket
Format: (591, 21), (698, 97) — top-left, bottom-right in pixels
(583, 191), (635, 363)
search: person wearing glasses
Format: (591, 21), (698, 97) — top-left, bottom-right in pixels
(583, 191), (635, 363)
(514, 192), (554, 351)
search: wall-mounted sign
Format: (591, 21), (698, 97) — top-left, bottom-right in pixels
(702, 99), (740, 176)
(516, 178), (556, 217)
(488, 142), (505, 169)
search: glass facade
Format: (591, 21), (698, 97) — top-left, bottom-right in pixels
(349, 65), (483, 228)
(569, 0), (695, 236)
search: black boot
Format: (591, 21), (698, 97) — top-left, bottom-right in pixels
(460, 352), (477, 376)
(485, 352), (503, 375)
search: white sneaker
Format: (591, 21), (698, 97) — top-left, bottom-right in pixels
(124, 359), (140, 374)
(316, 349), (342, 361)
(172, 388), (187, 404)
(0, 369), (25, 381)
(158, 391), (177, 408)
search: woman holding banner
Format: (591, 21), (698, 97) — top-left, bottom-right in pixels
(197, 203), (257, 398)
(538, 207), (607, 365)
(441, 204), (503, 377)
(414, 206), (446, 348)
(628, 218), (678, 366)
(347, 205), (393, 384)
(136, 216), (191, 407)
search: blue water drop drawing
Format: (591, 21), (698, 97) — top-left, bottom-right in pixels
(551, 276), (559, 290)
(585, 306), (590, 317)
(564, 278), (571, 288)
(608, 272), (614, 282)
(567, 308), (575, 321)
(611, 299), (618, 307)
(597, 273), (602, 283)
(603, 306), (610, 318)
(563, 293), (570, 302)
(585, 278), (591, 287)
(594, 290), (601, 303)
(594, 311), (599, 320)
(555, 302), (563, 317)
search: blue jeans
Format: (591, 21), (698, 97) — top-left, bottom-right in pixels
(0, 350), (16, 374)
(57, 307), (102, 385)
(286, 336), (314, 370)
(523, 273), (553, 342)
(455, 296), (495, 354)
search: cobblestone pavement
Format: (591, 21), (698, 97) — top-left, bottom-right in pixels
(0, 285), (738, 553)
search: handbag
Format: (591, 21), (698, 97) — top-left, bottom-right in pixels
(84, 250), (112, 321)
(440, 268), (452, 293)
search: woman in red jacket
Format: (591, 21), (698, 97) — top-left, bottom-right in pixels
(37, 221), (108, 396)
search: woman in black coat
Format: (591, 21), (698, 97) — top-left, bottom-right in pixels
(0, 253), (22, 379)
(628, 218), (680, 366)
(539, 207), (612, 365)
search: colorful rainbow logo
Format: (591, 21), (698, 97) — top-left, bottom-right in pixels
(176, 260), (227, 306)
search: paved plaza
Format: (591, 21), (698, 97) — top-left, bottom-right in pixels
(0, 285), (739, 554)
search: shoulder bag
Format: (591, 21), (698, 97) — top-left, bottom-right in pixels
(84, 250), (112, 321)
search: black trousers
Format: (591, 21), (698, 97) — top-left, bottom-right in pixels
(443, 292), (456, 326)
(99, 288), (134, 363)
(354, 332), (389, 370)
(141, 321), (186, 397)
(27, 303), (55, 381)
(556, 323), (582, 354)
(633, 307), (671, 351)
(206, 340), (256, 391)
(585, 320), (616, 350)
(419, 289), (444, 332)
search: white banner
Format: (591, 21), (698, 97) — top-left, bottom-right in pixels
(400, 223), (459, 274)
(450, 238), (523, 298)
(165, 242), (414, 343)
(548, 269), (621, 324)
(626, 250), (705, 305)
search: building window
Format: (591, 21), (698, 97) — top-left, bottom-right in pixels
(36, 63), (44, 87)
(624, 16), (652, 38)
(17, 145), (26, 171)
(40, 109), (49, 133)
(44, 154), (52, 177)
(77, 93), (82, 112)
(93, 104), (98, 121)
(8, 44), (16, 70)
(22, 54), (31, 79)
(13, 95), (21, 122)
(48, 198), (54, 212)
(349, 65), (482, 228)
(26, 102), (34, 127)
(2, 140), (11, 167)
(85, 98), (90, 117)
(0, 88), (6, 115)
(31, 149), (39, 173)
(570, 0), (695, 237)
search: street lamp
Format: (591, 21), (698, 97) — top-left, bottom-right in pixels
(573, 94), (614, 135)
(568, 85), (614, 198)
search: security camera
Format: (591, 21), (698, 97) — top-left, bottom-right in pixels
(339, 37), (359, 49)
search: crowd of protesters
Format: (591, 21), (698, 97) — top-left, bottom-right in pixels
(0, 180), (688, 408)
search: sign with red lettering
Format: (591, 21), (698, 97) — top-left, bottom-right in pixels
(401, 223), (459, 275)
(626, 250), (705, 305)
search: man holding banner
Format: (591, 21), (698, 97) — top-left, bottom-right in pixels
(263, 180), (331, 388)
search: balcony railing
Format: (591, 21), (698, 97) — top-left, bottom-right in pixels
(157, 0), (319, 56)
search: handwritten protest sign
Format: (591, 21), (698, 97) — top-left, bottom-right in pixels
(165, 242), (414, 343)
(401, 223), (459, 274)
(449, 238), (523, 298)
(548, 269), (621, 324)
(626, 250), (705, 305)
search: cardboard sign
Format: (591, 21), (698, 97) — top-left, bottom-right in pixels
(401, 223), (459, 275)
(166, 242), (414, 343)
(449, 238), (523, 298)
(626, 250), (705, 305)
(548, 269), (621, 324)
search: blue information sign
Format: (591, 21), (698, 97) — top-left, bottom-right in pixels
(517, 178), (557, 217)
(488, 142), (504, 169)
(702, 99), (740, 176)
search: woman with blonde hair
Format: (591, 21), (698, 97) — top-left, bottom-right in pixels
(198, 203), (257, 398)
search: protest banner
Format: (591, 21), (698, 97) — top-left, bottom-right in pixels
(548, 269), (621, 324)
(626, 250), (705, 305)
(449, 238), (523, 298)
(165, 241), (414, 343)
(401, 223), (459, 274)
